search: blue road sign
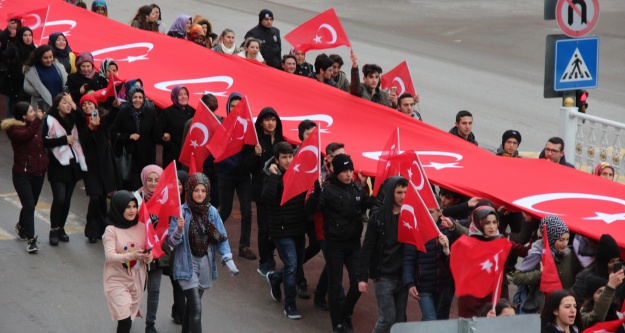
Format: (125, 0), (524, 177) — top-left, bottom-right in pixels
(554, 37), (598, 91)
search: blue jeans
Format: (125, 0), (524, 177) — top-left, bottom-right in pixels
(373, 278), (408, 333)
(272, 235), (305, 306)
(418, 286), (451, 321)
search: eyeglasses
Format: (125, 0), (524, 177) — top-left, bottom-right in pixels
(544, 148), (561, 154)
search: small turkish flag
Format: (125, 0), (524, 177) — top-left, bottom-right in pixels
(540, 224), (564, 294)
(94, 72), (125, 102)
(381, 60), (417, 97)
(145, 161), (182, 223)
(450, 236), (512, 298)
(207, 96), (258, 162)
(284, 8), (351, 53)
(139, 200), (165, 259)
(8, 6), (49, 45)
(582, 317), (625, 333)
(389, 150), (439, 209)
(281, 126), (320, 205)
(373, 128), (400, 196)
(179, 100), (222, 173)
(398, 184), (441, 252)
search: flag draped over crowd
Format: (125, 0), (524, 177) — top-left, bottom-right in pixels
(5, 0), (625, 248)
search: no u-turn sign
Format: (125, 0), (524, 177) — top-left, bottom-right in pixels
(556, 0), (600, 37)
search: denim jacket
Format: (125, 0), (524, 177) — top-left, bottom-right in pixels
(168, 203), (232, 281)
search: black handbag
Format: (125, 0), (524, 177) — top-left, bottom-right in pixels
(116, 145), (133, 181)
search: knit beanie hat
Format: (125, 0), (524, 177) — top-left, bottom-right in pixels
(540, 215), (569, 252)
(596, 234), (621, 264)
(79, 94), (98, 108)
(332, 154), (354, 175)
(502, 130), (522, 146)
(585, 276), (608, 298)
(259, 9), (273, 24)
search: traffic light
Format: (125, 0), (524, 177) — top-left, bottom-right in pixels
(576, 90), (589, 113)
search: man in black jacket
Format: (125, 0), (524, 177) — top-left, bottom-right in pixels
(357, 176), (409, 332)
(307, 154), (373, 333)
(262, 142), (307, 320)
(245, 9), (282, 70)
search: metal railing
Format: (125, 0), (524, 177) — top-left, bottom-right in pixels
(560, 106), (625, 181)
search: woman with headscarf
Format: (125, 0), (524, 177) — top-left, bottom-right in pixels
(594, 162), (615, 180)
(131, 5), (159, 32)
(2, 27), (36, 114)
(91, 0), (108, 16)
(169, 173), (239, 333)
(212, 29), (240, 55)
(512, 215), (582, 314)
(192, 15), (218, 47)
(154, 85), (195, 168)
(103, 190), (152, 333)
(443, 201), (530, 317)
(78, 94), (120, 244)
(66, 52), (99, 102)
(90, 58), (123, 120)
(23, 45), (68, 112)
(167, 15), (192, 39)
(111, 86), (157, 191)
(42, 93), (86, 246)
(1, 102), (48, 253)
(47, 32), (76, 74)
(188, 24), (208, 47)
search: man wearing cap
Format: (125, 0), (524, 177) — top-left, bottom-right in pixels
(497, 130), (522, 157)
(245, 9), (282, 70)
(306, 154), (374, 333)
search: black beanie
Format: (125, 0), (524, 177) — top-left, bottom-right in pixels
(586, 276), (608, 298)
(596, 234), (621, 263)
(332, 154), (354, 175)
(13, 101), (31, 121)
(502, 130), (522, 146)
(259, 9), (273, 24)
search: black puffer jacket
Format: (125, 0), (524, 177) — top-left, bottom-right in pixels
(261, 171), (307, 238)
(306, 173), (372, 242)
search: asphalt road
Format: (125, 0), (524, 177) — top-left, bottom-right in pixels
(1, 1), (623, 332)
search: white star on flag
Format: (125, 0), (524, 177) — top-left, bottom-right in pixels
(313, 35), (322, 43)
(293, 164), (301, 172)
(190, 140), (198, 148)
(584, 212), (625, 224)
(481, 259), (493, 273)
(403, 221), (413, 230)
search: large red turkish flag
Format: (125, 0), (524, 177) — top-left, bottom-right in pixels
(398, 184), (441, 252)
(540, 224), (564, 294)
(389, 150), (439, 209)
(582, 317), (625, 333)
(145, 162), (181, 223)
(373, 129), (400, 196)
(281, 126), (320, 205)
(179, 100), (222, 172)
(284, 8), (351, 53)
(139, 201), (165, 259)
(450, 236), (512, 298)
(381, 61), (417, 97)
(207, 97), (257, 162)
(9, 0), (625, 250)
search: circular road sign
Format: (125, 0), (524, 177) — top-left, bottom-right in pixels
(556, 0), (600, 37)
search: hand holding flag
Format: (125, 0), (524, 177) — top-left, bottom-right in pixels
(398, 183), (440, 252)
(381, 61), (417, 97)
(540, 224), (564, 294)
(145, 161), (182, 225)
(139, 200), (165, 259)
(207, 97), (257, 162)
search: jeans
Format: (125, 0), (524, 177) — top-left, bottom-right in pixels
(146, 267), (163, 327)
(297, 218), (320, 285)
(182, 288), (203, 333)
(418, 286), (450, 321)
(255, 202), (274, 263)
(272, 235), (305, 306)
(325, 239), (361, 328)
(13, 174), (45, 239)
(49, 181), (77, 229)
(218, 177), (252, 249)
(373, 278), (408, 333)
(84, 194), (108, 239)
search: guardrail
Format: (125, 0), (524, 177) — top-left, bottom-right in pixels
(560, 106), (624, 181)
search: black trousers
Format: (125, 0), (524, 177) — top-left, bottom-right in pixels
(49, 180), (77, 229)
(13, 173), (45, 239)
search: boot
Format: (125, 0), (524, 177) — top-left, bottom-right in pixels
(49, 229), (59, 246)
(58, 228), (70, 242)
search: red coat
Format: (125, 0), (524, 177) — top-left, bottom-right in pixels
(2, 117), (49, 176)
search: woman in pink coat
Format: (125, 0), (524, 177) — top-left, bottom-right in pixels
(103, 190), (152, 333)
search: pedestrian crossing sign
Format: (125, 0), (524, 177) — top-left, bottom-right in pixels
(554, 37), (598, 91)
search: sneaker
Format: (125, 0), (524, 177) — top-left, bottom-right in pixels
(267, 272), (281, 302)
(333, 324), (347, 333)
(257, 262), (271, 277)
(27, 236), (39, 253)
(343, 317), (353, 329)
(239, 246), (257, 260)
(284, 304), (301, 320)
(313, 294), (329, 311)
(14, 223), (27, 241)
(297, 281), (310, 299)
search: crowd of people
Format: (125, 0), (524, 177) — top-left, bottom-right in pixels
(1, 1), (623, 333)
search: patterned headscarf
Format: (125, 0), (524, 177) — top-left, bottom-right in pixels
(594, 162), (615, 177)
(170, 85), (189, 109)
(540, 215), (569, 252)
(185, 173), (210, 216)
(468, 205), (499, 238)
(139, 165), (163, 201)
(98, 58), (117, 79)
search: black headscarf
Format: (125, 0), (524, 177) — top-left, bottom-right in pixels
(107, 190), (139, 229)
(14, 27), (36, 64)
(48, 32), (72, 57)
